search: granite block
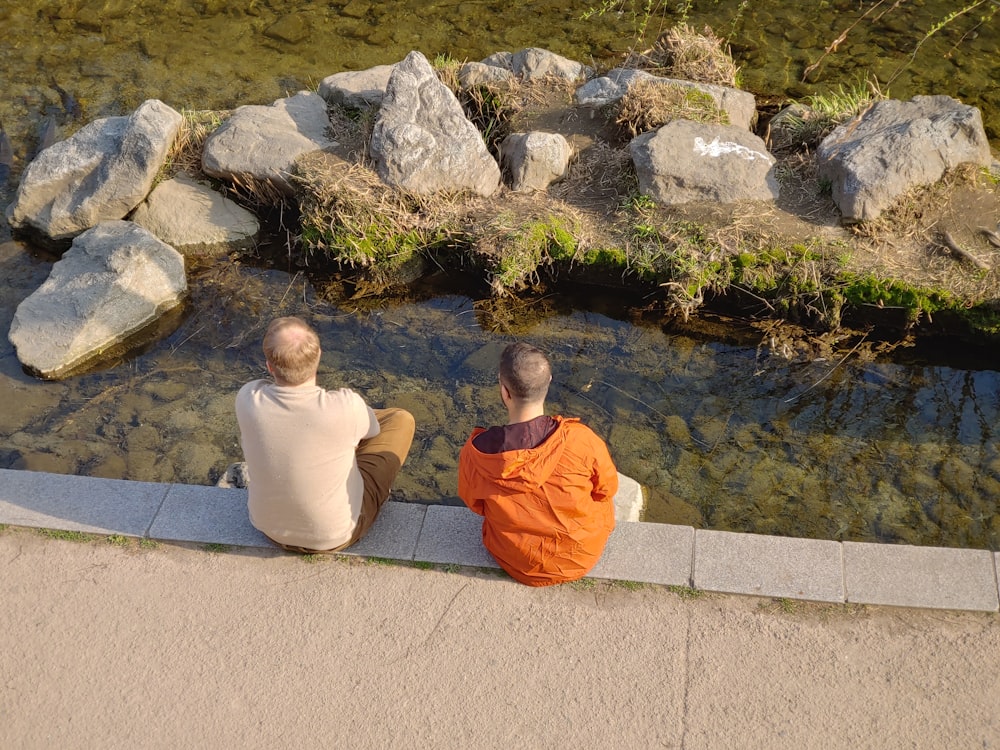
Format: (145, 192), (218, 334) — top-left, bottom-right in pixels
(413, 504), (499, 569)
(339, 502), (427, 560)
(614, 472), (646, 523)
(149, 484), (271, 547)
(591, 522), (693, 585)
(694, 529), (844, 603)
(844, 541), (999, 612)
(0, 468), (167, 536)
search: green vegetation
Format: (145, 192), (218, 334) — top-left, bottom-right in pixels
(837, 274), (954, 324)
(612, 579), (647, 591)
(36, 528), (93, 543)
(482, 214), (580, 294)
(667, 584), (704, 599)
(202, 542), (231, 553)
(107, 534), (130, 547)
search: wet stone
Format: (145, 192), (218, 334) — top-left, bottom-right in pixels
(663, 415), (692, 447)
(13, 452), (74, 474)
(91, 453), (127, 479)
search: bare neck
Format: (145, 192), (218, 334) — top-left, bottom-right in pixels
(506, 400), (545, 425)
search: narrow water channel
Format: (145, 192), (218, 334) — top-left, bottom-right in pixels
(2, 241), (998, 551)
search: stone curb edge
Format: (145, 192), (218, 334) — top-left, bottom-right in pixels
(1, 469), (997, 612)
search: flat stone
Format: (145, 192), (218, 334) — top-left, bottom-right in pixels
(844, 541), (999, 612)
(149, 484), (270, 548)
(339, 502), (426, 560)
(413, 504), (499, 569)
(130, 173), (259, 255)
(590, 522), (693, 585)
(0, 468), (166, 536)
(613, 472), (645, 522)
(694, 529), (844, 602)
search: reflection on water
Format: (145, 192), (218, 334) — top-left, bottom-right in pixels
(1, 242), (998, 551)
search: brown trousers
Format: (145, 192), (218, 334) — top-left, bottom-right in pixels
(277, 407), (415, 554)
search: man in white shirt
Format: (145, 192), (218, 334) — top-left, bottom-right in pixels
(236, 316), (415, 552)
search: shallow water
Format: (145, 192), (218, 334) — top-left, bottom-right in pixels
(2, 242), (999, 551)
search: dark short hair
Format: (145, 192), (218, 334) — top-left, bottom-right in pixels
(499, 342), (551, 402)
(263, 316), (321, 385)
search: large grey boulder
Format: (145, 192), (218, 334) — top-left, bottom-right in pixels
(130, 173), (260, 256)
(816, 95), (992, 222)
(319, 64), (396, 109)
(369, 51), (501, 197)
(500, 132), (572, 193)
(201, 91), (336, 201)
(631, 119), (779, 205)
(9, 220), (187, 380)
(575, 68), (757, 131)
(5, 99), (183, 243)
(459, 61), (515, 88)
(510, 48), (592, 82)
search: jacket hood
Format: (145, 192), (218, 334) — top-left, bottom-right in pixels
(466, 416), (576, 493)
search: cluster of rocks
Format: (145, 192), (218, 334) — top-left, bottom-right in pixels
(4, 46), (994, 379)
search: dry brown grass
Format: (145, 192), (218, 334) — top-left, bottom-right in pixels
(165, 110), (229, 179)
(615, 78), (727, 137)
(625, 24), (739, 87)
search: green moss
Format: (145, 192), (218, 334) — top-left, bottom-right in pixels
(953, 305), (1000, 337)
(488, 215), (581, 292)
(583, 247), (628, 268)
(840, 274), (954, 321)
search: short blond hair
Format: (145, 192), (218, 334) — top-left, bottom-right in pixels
(263, 316), (321, 385)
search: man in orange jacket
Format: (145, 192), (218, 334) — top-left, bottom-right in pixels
(458, 342), (618, 586)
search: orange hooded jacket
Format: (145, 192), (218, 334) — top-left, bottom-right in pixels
(458, 416), (618, 587)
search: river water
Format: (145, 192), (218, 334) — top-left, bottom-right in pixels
(1, 1), (999, 550)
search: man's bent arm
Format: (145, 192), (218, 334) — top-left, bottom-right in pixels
(591, 438), (619, 503)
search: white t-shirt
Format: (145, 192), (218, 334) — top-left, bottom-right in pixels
(236, 379), (379, 549)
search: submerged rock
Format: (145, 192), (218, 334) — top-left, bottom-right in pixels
(9, 220), (187, 379)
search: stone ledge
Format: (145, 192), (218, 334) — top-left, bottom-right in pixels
(1, 468), (998, 612)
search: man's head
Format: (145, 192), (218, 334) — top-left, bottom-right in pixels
(499, 342), (552, 406)
(262, 316), (321, 386)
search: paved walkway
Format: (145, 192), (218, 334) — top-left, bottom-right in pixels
(1, 468), (998, 611)
(2, 468), (1000, 748)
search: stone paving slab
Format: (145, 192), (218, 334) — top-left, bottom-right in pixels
(591, 522), (693, 586)
(844, 541), (999, 612)
(339, 502), (427, 560)
(413, 505), (500, 569)
(0, 468), (168, 537)
(149, 484), (270, 548)
(694, 529), (845, 603)
(3, 469), (1000, 611)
